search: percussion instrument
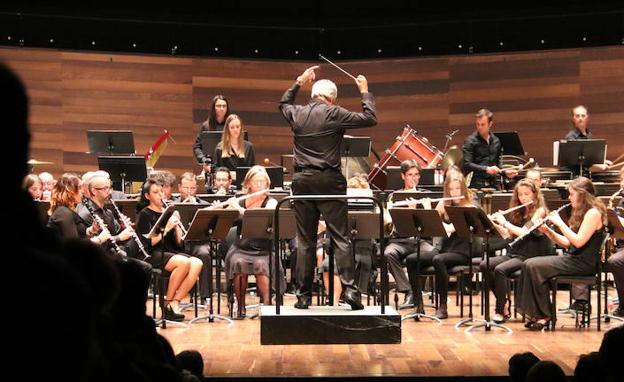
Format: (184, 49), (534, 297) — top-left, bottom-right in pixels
(369, 126), (443, 190)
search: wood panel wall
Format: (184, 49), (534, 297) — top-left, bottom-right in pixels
(1, 45), (622, 181)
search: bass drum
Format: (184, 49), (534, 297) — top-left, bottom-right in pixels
(368, 127), (443, 190)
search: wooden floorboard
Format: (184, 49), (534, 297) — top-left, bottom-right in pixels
(155, 289), (620, 378)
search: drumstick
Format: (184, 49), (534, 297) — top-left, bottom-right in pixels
(318, 54), (358, 81)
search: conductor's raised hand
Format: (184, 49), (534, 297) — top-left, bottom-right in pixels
(355, 75), (368, 93)
(297, 65), (319, 85)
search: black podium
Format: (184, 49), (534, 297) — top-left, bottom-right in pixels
(187, 209), (240, 325)
(446, 206), (512, 333)
(390, 208), (445, 323)
(87, 130), (135, 155)
(97, 155), (146, 194)
(558, 139), (606, 176)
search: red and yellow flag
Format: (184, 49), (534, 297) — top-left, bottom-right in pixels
(145, 130), (170, 168)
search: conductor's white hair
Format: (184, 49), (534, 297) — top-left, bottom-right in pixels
(311, 79), (337, 102)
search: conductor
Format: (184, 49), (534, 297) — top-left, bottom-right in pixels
(279, 65), (377, 310)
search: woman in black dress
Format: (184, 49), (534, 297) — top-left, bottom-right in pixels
(224, 165), (281, 318)
(405, 170), (476, 319)
(47, 173), (111, 245)
(213, 114), (255, 175)
(480, 178), (550, 323)
(193, 95), (231, 172)
(136, 178), (203, 321)
(516, 177), (607, 330)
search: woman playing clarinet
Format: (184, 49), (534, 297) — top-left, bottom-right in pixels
(516, 177), (607, 330)
(480, 179), (550, 323)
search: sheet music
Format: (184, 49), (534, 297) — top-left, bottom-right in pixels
(553, 140), (560, 166)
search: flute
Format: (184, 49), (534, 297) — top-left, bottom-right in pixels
(202, 188), (273, 210)
(509, 203), (571, 247)
(391, 195), (464, 208)
(490, 201), (534, 219)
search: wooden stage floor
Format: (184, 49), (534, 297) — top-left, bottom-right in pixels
(157, 290), (621, 378)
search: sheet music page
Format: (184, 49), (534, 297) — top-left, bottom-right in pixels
(553, 141), (560, 166)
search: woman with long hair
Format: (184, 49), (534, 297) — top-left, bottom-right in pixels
(193, 95), (231, 172)
(516, 177), (607, 330)
(135, 178), (203, 322)
(213, 114), (255, 174)
(405, 170), (476, 318)
(224, 166), (282, 318)
(22, 173), (43, 200)
(479, 179), (550, 323)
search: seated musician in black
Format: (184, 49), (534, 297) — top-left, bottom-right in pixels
(405, 170), (477, 319)
(136, 178), (203, 321)
(213, 114), (255, 178)
(462, 108), (517, 189)
(77, 172), (152, 274)
(224, 166), (282, 318)
(479, 179), (550, 323)
(211, 166), (236, 195)
(517, 177), (607, 330)
(383, 159), (434, 309)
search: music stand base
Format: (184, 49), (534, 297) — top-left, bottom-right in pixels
(189, 314), (234, 325)
(402, 312), (442, 323)
(464, 320), (513, 334)
(154, 318), (190, 329)
(590, 314), (624, 324)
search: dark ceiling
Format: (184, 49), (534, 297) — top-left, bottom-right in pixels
(1, 1), (622, 59)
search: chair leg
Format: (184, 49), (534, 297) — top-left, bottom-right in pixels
(550, 279), (557, 331)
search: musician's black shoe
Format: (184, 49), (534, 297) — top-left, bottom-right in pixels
(294, 295), (311, 309)
(163, 305), (185, 322)
(398, 292), (414, 310)
(344, 288), (364, 311)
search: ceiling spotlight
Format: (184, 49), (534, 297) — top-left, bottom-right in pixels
(418, 46), (423, 51)
(337, 50), (341, 55)
(49, 38), (54, 43)
(458, 44), (462, 49)
(254, 49), (259, 54)
(91, 41), (96, 46)
(377, 48), (382, 53)
(294, 50), (299, 55)
(132, 43), (137, 48)
(540, 39), (545, 44)
(214, 47), (219, 52)
(582, 37), (587, 42)
(499, 41), (504, 46)
(7, 36), (11, 41)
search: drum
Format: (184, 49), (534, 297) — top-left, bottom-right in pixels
(368, 127), (443, 190)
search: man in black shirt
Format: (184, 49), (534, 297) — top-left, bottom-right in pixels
(279, 65), (377, 310)
(462, 109), (517, 189)
(561, 105), (611, 175)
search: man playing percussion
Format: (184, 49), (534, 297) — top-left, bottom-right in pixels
(462, 109), (517, 189)
(279, 65), (376, 310)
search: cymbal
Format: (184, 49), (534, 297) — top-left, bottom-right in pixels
(441, 146), (462, 170)
(27, 159), (54, 165)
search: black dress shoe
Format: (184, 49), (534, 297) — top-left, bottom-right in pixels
(344, 289), (364, 311)
(398, 292), (414, 310)
(163, 305), (185, 322)
(294, 295), (311, 309)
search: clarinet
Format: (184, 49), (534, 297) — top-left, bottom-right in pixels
(82, 197), (127, 257)
(109, 198), (151, 260)
(508, 203), (571, 248)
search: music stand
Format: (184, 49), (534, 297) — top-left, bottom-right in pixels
(187, 209), (240, 325)
(199, 131), (249, 163)
(446, 206), (512, 333)
(558, 139), (606, 177)
(494, 132), (526, 156)
(390, 208), (445, 324)
(97, 155), (147, 194)
(239, 209), (296, 316)
(87, 130), (135, 155)
(340, 136), (371, 180)
(235, 166), (284, 189)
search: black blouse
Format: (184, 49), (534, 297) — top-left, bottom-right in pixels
(213, 140), (255, 171)
(136, 207), (184, 254)
(47, 206), (88, 241)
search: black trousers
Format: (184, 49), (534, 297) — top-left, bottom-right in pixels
(479, 255), (525, 312)
(606, 248), (624, 303)
(292, 169), (355, 297)
(385, 239), (434, 293)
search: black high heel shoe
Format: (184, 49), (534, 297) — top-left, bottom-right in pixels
(163, 304), (185, 322)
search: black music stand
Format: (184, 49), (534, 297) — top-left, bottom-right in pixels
(187, 209), (240, 325)
(199, 131), (249, 163)
(558, 139), (606, 177)
(97, 155), (147, 194)
(390, 208), (445, 324)
(446, 206), (512, 333)
(494, 132), (526, 156)
(341, 136), (371, 180)
(240, 209), (296, 317)
(87, 130), (136, 155)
